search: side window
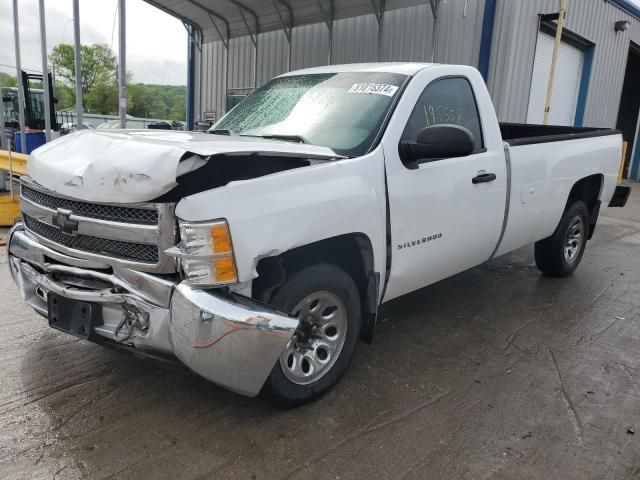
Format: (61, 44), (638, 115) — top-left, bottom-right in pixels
(401, 77), (484, 152)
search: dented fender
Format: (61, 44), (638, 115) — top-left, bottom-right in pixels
(175, 148), (388, 300)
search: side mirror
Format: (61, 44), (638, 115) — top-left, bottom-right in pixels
(399, 124), (475, 169)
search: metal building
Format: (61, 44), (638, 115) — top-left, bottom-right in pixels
(148, 0), (640, 179)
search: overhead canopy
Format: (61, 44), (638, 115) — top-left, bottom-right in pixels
(144, 0), (431, 44)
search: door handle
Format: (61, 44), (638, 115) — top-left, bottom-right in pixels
(472, 172), (497, 184)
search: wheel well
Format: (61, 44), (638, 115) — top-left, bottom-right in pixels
(252, 234), (379, 343)
(566, 174), (603, 239)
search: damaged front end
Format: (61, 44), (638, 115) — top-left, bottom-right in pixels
(4, 129), (350, 395)
(8, 222), (299, 396)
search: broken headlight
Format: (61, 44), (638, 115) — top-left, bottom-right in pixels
(166, 220), (238, 287)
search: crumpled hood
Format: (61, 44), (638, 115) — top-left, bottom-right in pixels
(27, 129), (341, 203)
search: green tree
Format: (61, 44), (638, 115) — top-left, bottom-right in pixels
(0, 72), (17, 88)
(50, 44), (117, 100)
(128, 83), (165, 118)
(53, 84), (75, 110)
(86, 80), (118, 115)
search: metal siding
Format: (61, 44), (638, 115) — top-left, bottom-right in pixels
(332, 14), (379, 63)
(435, 0), (486, 65)
(488, 0), (640, 127)
(291, 22), (331, 69)
(381, 5), (433, 61)
(199, 40), (227, 121)
(197, 0), (640, 129)
(197, 0), (487, 118)
(257, 30), (289, 86)
(228, 36), (255, 90)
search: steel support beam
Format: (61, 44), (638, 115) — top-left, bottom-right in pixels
(316, 0), (335, 64)
(232, 1), (259, 89)
(12, 0), (27, 153)
(370, 0), (385, 61)
(0, 95), (5, 150)
(273, 0), (294, 71)
(118, 0), (127, 128)
(38, 0), (52, 142)
(186, 24), (196, 129)
(429, 0), (440, 62)
(72, 0), (83, 127)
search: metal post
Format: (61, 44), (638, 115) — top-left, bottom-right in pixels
(371, 0), (386, 61)
(543, 0), (567, 125)
(72, 0), (83, 127)
(254, 37), (259, 90)
(316, 0), (334, 65)
(186, 24), (196, 129)
(327, 21), (333, 65)
(0, 94), (6, 150)
(273, 0), (293, 71)
(12, 0), (27, 154)
(38, 0), (52, 142)
(225, 44), (230, 113)
(429, 0), (440, 63)
(118, 0), (127, 128)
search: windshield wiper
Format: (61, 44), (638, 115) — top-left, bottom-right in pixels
(209, 128), (233, 135)
(245, 134), (308, 144)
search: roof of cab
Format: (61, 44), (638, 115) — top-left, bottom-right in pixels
(278, 62), (436, 77)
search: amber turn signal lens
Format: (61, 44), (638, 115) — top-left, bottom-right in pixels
(214, 257), (237, 282)
(211, 224), (232, 253)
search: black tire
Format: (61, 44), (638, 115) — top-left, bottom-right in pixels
(260, 263), (361, 408)
(535, 200), (590, 277)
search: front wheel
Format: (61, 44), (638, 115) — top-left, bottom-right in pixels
(535, 200), (589, 277)
(260, 263), (361, 408)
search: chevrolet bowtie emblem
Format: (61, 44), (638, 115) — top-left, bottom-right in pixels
(53, 208), (79, 235)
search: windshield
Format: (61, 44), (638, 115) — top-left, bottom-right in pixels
(2, 89), (19, 123)
(211, 72), (408, 156)
(1, 89), (44, 123)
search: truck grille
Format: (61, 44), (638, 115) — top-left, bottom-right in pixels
(21, 184), (158, 225)
(23, 215), (159, 263)
(19, 177), (176, 273)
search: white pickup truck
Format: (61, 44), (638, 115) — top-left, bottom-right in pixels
(7, 63), (630, 407)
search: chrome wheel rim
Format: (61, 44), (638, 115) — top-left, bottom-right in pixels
(564, 216), (584, 264)
(279, 291), (348, 385)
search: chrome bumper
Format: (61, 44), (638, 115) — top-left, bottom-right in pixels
(7, 223), (299, 396)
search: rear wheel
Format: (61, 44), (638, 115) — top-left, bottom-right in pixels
(260, 263), (361, 408)
(535, 200), (589, 277)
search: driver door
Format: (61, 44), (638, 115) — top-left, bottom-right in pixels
(382, 74), (506, 301)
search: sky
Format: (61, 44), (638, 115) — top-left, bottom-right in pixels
(0, 0), (187, 85)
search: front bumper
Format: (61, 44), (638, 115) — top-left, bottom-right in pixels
(7, 223), (298, 396)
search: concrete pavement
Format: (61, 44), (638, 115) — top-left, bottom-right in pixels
(1, 188), (639, 479)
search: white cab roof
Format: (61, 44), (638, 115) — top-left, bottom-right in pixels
(279, 62), (436, 77)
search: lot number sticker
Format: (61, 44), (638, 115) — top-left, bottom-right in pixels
(348, 83), (399, 97)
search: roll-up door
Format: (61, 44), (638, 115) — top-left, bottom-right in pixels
(527, 31), (584, 126)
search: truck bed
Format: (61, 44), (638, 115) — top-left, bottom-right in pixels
(499, 123), (620, 147)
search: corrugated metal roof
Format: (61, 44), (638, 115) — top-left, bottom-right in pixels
(143, 0), (431, 43)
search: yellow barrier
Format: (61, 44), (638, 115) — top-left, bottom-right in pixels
(0, 193), (20, 226)
(0, 150), (28, 177)
(0, 150), (26, 226)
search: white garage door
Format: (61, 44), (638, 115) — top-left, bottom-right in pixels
(526, 32), (584, 126)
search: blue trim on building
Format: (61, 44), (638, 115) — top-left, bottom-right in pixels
(632, 132), (640, 180)
(186, 24), (196, 131)
(574, 45), (594, 127)
(608, 0), (640, 20)
(478, 0), (497, 81)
